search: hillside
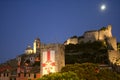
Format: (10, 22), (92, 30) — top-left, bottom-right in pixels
(65, 40), (108, 64)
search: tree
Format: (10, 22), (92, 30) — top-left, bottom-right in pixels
(37, 71), (79, 80)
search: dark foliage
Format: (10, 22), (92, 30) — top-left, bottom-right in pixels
(61, 63), (120, 80)
(65, 41), (108, 64)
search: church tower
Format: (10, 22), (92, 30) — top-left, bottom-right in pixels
(33, 38), (41, 54)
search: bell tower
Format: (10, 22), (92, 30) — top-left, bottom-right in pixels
(33, 38), (41, 54)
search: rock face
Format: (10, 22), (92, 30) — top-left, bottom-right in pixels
(40, 44), (65, 76)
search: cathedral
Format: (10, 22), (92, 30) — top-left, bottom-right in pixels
(25, 38), (41, 54)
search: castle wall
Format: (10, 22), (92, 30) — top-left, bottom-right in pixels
(106, 37), (117, 51)
(66, 38), (78, 45)
(108, 50), (120, 65)
(83, 31), (98, 42)
(65, 25), (113, 44)
(99, 25), (112, 40)
(108, 50), (120, 72)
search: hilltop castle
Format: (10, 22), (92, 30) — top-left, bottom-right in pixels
(65, 25), (120, 72)
(64, 25), (117, 50)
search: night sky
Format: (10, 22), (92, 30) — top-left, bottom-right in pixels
(0, 0), (120, 63)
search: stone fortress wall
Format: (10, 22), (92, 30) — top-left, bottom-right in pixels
(64, 25), (113, 44)
(64, 25), (117, 51)
(64, 37), (78, 45)
(83, 25), (112, 42)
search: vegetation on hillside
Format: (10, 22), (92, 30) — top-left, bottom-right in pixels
(65, 41), (108, 64)
(61, 63), (120, 80)
(38, 63), (120, 80)
(117, 42), (120, 51)
(37, 71), (79, 80)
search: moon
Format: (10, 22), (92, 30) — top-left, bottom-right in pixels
(100, 4), (106, 11)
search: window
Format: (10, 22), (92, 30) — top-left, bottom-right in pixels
(34, 74), (36, 78)
(18, 73), (20, 77)
(24, 73), (26, 77)
(4, 73), (5, 77)
(29, 74), (30, 77)
(7, 73), (8, 77)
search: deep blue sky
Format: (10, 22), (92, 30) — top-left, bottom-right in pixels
(0, 0), (120, 62)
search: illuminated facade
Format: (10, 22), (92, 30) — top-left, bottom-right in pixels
(25, 38), (41, 54)
(40, 44), (65, 76)
(25, 45), (33, 54)
(33, 38), (41, 54)
(42, 50), (56, 75)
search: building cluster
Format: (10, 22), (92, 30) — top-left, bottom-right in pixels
(0, 38), (65, 80)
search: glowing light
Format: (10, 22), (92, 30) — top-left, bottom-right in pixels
(100, 4), (106, 11)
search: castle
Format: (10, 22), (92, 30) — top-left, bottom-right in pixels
(65, 25), (120, 72)
(64, 25), (117, 50)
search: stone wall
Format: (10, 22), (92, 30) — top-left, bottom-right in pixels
(108, 50), (120, 65)
(83, 30), (98, 42)
(106, 37), (117, 51)
(83, 25), (112, 42)
(108, 50), (120, 72)
(65, 38), (78, 45)
(98, 25), (112, 40)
